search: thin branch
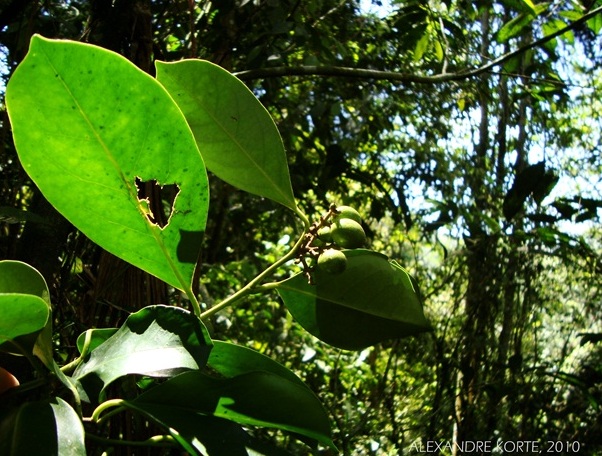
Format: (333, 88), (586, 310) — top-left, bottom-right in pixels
(234, 5), (602, 84)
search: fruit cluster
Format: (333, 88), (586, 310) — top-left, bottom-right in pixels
(297, 204), (367, 282)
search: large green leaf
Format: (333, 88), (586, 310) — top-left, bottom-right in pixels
(155, 60), (296, 210)
(0, 398), (85, 456)
(141, 341), (322, 454)
(0, 261), (51, 361)
(128, 370), (335, 450)
(5, 35), (209, 291)
(277, 250), (432, 350)
(72, 305), (212, 402)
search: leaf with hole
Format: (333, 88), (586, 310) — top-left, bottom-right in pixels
(277, 250), (431, 350)
(6, 35), (209, 291)
(155, 59), (296, 210)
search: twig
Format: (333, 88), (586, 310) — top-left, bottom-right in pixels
(233, 6), (602, 84)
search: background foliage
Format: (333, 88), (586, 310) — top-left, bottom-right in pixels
(1, 0), (601, 454)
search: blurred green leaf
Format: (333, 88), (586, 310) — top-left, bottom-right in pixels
(277, 250), (431, 350)
(496, 4), (547, 43)
(155, 60), (296, 211)
(6, 35), (209, 291)
(72, 305), (212, 402)
(0, 207), (48, 225)
(587, 12), (602, 34)
(413, 30), (430, 61)
(542, 18), (572, 44)
(0, 398), (85, 456)
(497, 13), (534, 42)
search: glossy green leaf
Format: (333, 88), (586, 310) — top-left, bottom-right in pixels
(0, 260), (49, 299)
(0, 295), (48, 354)
(6, 35), (209, 291)
(128, 370), (335, 450)
(155, 60), (296, 210)
(0, 398), (85, 456)
(72, 305), (212, 402)
(0, 261), (50, 358)
(277, 250), (432, 350)
(208, 341), (305, 388)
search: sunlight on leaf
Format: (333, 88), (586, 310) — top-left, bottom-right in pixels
(6, 35), (209, 291)
(156, 60), (297, 210)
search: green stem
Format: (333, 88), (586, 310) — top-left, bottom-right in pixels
(185, 285), (202, 317)
(200, 227), (308, 321)
(61, 328), (93, 374)
(89, 399), (126, 424)
(295, 205), (311, 230)
(252, 280), (287, 292)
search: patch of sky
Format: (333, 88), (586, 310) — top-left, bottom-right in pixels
(0, 43), (9, 94)
(359, 0), (394, 19)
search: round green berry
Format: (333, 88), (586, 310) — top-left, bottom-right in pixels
(331, 218), (366, 249)
(334, 205), (362, 224)
(317, 249), (348, 274)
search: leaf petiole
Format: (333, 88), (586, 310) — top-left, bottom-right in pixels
(89, 399), (127, 424)
(200, 220), (308, 320)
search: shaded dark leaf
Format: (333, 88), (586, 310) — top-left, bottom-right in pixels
(277, 250), (431, 350)
(127, 370), (335, 450)
(0, 398), (85, 456)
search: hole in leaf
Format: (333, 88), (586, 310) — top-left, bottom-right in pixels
(135, 177), (180, 228)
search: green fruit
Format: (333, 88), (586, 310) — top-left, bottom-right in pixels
(311, 237), (325, 247)
(317, 226), (333, 242)
(334, 205), (362, 224)
(331, 218), (366, 248)
(317, 249), (348, 274)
